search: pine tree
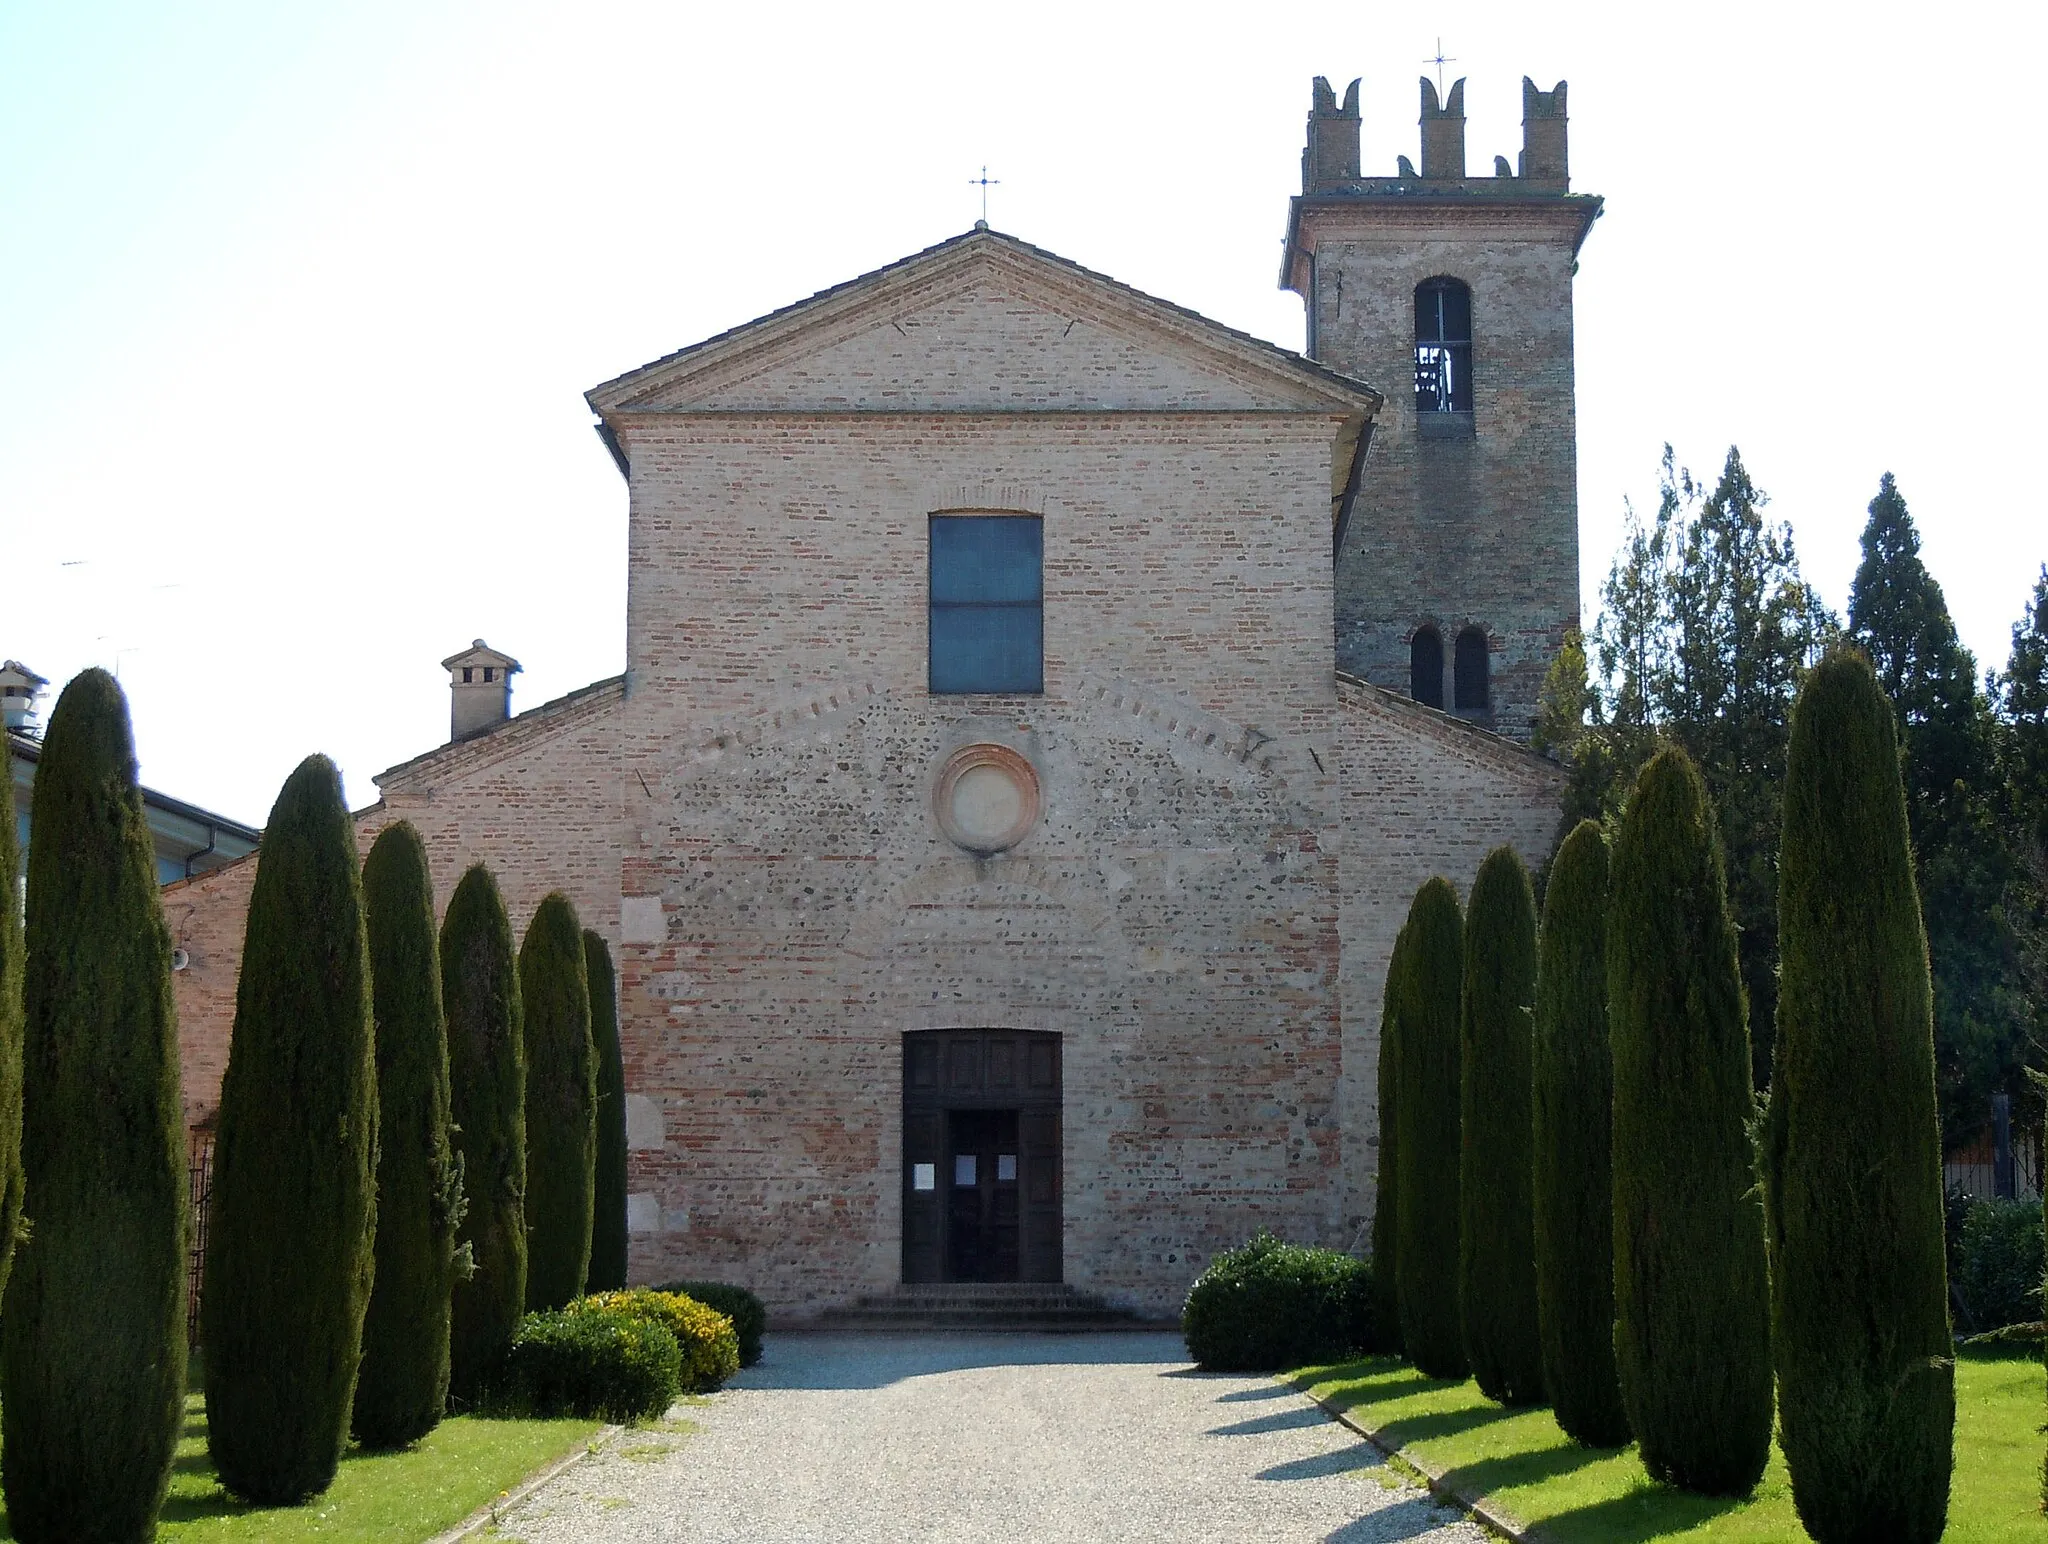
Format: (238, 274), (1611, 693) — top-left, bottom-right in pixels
(1532, 820), (1630, 1447)
(1608, 744), (1773, 1494)
(205, 755), (378, 1504)
(0, 732), (24, 1304)
(1458, 845), (1544, 1406)
(1393, 877), (1466, 1380)
(352, 823), (463, 1449)
(584, 929), (628, 1294)
(1369, 923), (1406, 1355)
(1767, 647), (1953, 1542)
(0, 670), (187, 1542)
(520, 892), (594, 1312)
(1850, 474), (2019, 1145)
(442, 863), (526, 1402)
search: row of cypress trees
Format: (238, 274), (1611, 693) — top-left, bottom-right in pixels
(0, 668), (632, 1532)
(1372, 646), (1952, 1537)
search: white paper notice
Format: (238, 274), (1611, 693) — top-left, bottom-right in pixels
(912, 1163), (936, 1192)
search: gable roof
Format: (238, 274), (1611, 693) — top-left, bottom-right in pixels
(585, 227), (1384, 419)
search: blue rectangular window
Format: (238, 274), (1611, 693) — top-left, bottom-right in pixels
(929, 515), (1043, 694)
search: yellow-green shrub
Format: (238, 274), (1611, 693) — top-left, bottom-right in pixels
(581, 1289), (739, 1391)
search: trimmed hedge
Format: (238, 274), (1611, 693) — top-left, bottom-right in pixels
(1952, 1198), (2042, 1333)
(1393, 877), (1467, 1380)
(584, 930), (628, 1295)
(1369, 924), (1406, 1355)
(487, 1306), (681, 1423)
(205, 754), (378, 1505)
(1, 670), (188, 1542)
(1181, 1233), (1372, 1372)
(353, 821), (464, 1450)
(0, 726), (23, 1307)
(583, 1289), (739, 1391)
(1532, 820), (1630, 1448)
(655, 1280), (767, 1368)
(1767, 646), (1953, 1542)
(1609, 745), (1773, 1496)
(520, 893), (594, 1313)
(442, 864), (527, 1402)
(1458, 844), (1544, 1407)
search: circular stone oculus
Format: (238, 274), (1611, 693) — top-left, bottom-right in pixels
(935, 744), (1041, 854)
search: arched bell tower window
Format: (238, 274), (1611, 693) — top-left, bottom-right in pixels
(1409, 626), (1444, 709)
(1454, 626), (1490, 716)
(1414, 278), (1474, 424)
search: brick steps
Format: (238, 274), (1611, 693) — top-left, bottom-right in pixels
(812, 1283), (1158, 1333)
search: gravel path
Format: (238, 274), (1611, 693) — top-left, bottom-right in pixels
(494, 1330), (1486, 1543)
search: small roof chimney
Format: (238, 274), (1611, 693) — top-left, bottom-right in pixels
(441, 640), (521, 743)
(1, 660), (48, 736)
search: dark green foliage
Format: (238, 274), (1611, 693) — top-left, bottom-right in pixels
(1950, 1199), (2042, 1334)
(1368, 926), (1405, 1355)
(0, 735), (24, 1304)
(1458, 846), (1544, 1406)
(442, 864), (526, 1402)
(520, 892), (594, 1313)
(1180, 1233), (1373, 1372)
(352, 823), (463, 1450)
(1850, 478), (2022, 1148)
(1531, 821), (1630, 1448)
(1766, 646), (1954, 1541)
(584, 930), (627, 1295)
(1585, 448), (1835, 1085)
(655, 1279), (768, 1368)
(1608, 745), (1772, 1495)
(0, 670), (187, 1543)
(1392, 877), (1466, 1379)
(204, 755), (378, 1505)
(486, 1305), (681, 1422)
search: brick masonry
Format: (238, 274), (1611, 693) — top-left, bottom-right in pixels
(169, 214), (1569, 1320)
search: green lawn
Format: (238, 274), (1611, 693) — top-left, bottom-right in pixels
(0, 1393), (600, 1543)
(1292, 1348), (2044, 1542)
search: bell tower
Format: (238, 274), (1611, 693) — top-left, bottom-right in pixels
(1285, 74), (1600, 739)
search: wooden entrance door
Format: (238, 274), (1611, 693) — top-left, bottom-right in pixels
(903, 1029), (1061, 1284)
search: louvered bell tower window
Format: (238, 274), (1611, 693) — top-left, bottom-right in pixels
(928, 515), (1043, 694)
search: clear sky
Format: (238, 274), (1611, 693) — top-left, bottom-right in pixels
(5, 0), (2043, 826)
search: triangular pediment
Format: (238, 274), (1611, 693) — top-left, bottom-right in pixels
(586, 230), (1381, 417)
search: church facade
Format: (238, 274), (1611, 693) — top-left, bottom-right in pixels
(166, 74), (1594, 1318)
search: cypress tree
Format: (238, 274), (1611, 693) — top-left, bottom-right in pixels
(205, 755), (378, 1504)
(1458, 845), (1544, 1406)
(1368, 924), (1406, 1355)
(1766, 647), (1953, 1541)
(585, 929), (628, 1294)
(442, 863), (525, 1401)
(520, 891), (594, 1312)
(0, 670), (187, 1542)
(0, 733), (24, 1303)
(352, 822), (463, 1449)
(1393, 877), (1466, 1380)
(1532, 820), (1630, 1448)
(1608, 744), (1772, 1495)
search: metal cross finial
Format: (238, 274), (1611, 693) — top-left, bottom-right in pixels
(1424, 38), (1457, 96)
(969, 166), (1000, 229)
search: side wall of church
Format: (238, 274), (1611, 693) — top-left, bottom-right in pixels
(165, 688), (625, 1130)
(1310, 214), (1582, 738)
(1333, 676), (1563, 1227)
(611, 412), (1353, 1318)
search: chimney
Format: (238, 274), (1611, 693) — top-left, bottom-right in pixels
(1303, 76), (1361, 192)
(1419, 77), (1466, 179)
(441, 640), (521, 742)
(1, 660), (47, 736)
(1519, 78), (1569, 186)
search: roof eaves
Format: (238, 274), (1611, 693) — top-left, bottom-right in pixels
(372, 673), (625, 787)
(1335, 671), (1564, 781)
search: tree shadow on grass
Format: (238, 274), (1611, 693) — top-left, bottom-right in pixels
(1522, 1484), (1745, 1542)
(157, 1486), (257, 1525)
(1308, 1367), (1468, 1416)
(1434, 1437), (1616, 1500)
(1369, 1401), (1518, 1448)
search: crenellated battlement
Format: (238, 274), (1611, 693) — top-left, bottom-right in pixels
(1299, 74), (1573, 197)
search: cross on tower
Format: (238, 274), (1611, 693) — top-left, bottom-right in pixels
(969, 166), (1000, 229)
(1423, 38), (1457, 95)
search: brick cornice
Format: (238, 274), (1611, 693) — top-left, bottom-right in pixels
(1335, 672), (1564, 787)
